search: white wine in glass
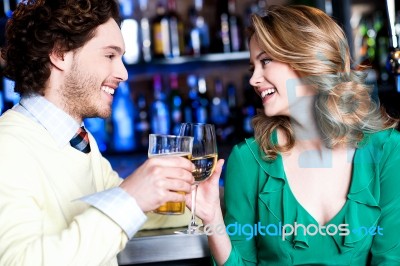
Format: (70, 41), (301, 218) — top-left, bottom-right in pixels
(177, 123), (218, 234)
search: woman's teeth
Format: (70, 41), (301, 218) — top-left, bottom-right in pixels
(101, 86), (115, 95)
(261, 88), (276, 98)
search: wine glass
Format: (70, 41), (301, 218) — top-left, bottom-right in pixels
(177, 123), (218, 234)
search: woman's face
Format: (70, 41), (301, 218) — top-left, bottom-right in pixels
(248, 36), (315, 118)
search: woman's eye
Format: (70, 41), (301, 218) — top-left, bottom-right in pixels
(248, 66), (254, 73)
(260, 58), (272, 66)
(106, 54), (115, 59)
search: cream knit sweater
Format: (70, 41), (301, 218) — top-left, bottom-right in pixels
(0, 110), (127, 266)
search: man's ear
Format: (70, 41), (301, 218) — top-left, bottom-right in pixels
(49, 49), (68, 71)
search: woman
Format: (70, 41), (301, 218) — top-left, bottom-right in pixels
(193, 5), (400, 265)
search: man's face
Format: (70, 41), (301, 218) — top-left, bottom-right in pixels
(60, 18), (128, 122)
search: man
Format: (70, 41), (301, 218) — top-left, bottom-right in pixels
(0, 0), (194, 265)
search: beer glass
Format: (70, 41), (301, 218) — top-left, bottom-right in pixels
(148, 134), (193, 215)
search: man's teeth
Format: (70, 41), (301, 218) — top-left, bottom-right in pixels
(101, 86), (115, 95)
(261, 88), (276, 98)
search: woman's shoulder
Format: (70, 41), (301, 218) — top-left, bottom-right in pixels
(358, 128), (400, 164)
(230, 137), (260, 158)
(363, 128), (400, 148)
(227, 137), (276, 173)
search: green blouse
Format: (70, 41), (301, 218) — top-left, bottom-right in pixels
(219, 129), (400, 265)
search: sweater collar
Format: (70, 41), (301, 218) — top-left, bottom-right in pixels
(14, 94), (80, 148)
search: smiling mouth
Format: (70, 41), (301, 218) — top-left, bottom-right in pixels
(261, 88), (276, 99)
(101, 86), (115, 95)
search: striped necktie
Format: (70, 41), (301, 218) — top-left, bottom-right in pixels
(70, 126), (91, 153)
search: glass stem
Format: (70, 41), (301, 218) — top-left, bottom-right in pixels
(189, 184), (199, 232)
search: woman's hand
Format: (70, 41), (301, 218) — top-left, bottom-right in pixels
(186, 159), (225, 225)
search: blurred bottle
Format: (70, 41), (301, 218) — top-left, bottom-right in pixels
(243, 0), (266, 50)
(2, 0), (17, 18)
(168, 73), (183, 135)
(120, 0), (140, 64)
(227, 0), (242, 52)
(183, 75), (197, 123)
(111, 81), (137, 151)
(196, 76), (209, 123)
(166, 0), (184, 58)
(138, 0), (152, 62)
(151, 0), (184, 58)
(84, 117), (108, 153)
(184, 74), (208, 123)
(210, 79), (230, 141)
(241, 75), (257, 137)
(374, 11), (390, 87)
(187, 0), (210, 56)
(219, 9), (231, 53)
(226, 82), (239, 141)
(151, 0), (169, 58)
(1, 77), (20, 111)
(135, 93), (150, 150)
(215, 0), (243, 53)
(183, 75), (194, 123)
(0, 89), (4, 115)
(150, 74), (170, 134)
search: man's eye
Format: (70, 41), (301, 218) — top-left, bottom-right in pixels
(106, 54), (115, 59)
(260, 58), (272, 66)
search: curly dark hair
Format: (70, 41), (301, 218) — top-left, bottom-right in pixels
(1, 0), (121, 96)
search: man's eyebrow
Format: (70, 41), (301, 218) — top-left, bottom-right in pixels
(103, 45), (125, 55)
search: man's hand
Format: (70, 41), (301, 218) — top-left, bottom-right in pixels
(120, 156), (195, 212)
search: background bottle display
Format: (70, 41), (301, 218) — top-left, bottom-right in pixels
(138, 0), (152, 62)
(113, 0), (254, 61)
(227, 0), (243, 52)
(196, 76), (210, 123)
(166, 0), (185, 58)
(1, 77), (19, 112)
(210, 78), (230, 141)
(84, 117), (109, 153)
(226, 82), (239, 141)
(4, 0), (392, 156)
(135, 93), (150, 150)
(111, 81), (137, 151)
(151, 0), (184, 58)
(1, 0), (18, 18)
(168, 73), (183, 135)
(214, 0), (244, 53)
(183, 75), (209, 124)
(187, 0), (210, 56)
(241, 75), (259, 138)
(120, 0), (140, 64)
(150, 74), (170, 134)
(151, 0), (169, 58)
(0, 90), (4, 115)
(183, 74), (198, 123)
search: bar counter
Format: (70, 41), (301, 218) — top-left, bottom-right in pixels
(117, 227), (211, 265)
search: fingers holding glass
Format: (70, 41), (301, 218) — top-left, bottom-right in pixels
(148, 134), (194, 215)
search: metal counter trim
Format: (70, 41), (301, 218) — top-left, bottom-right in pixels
(117, 227), (210, 265)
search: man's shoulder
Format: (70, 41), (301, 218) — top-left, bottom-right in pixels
(0, 110), (46, 149)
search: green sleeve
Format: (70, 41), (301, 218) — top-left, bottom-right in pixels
(215, 144), (259, 265)
(370, 133), (400, 265)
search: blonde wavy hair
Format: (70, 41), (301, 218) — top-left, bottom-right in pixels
(248, 5), (398, 160)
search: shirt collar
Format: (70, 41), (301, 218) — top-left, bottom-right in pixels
(14, 94), (81, 147)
